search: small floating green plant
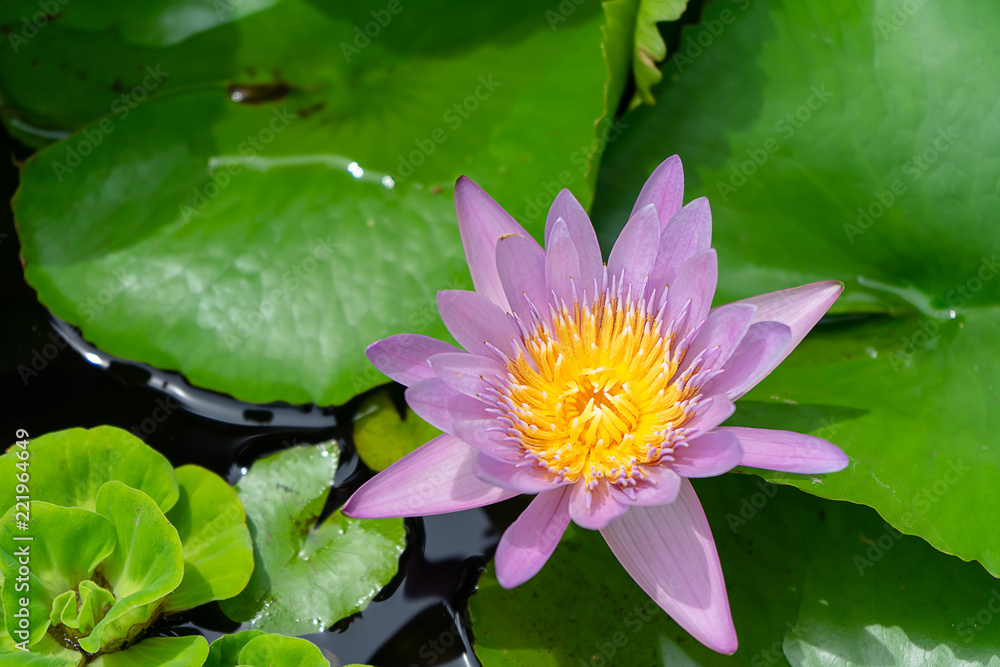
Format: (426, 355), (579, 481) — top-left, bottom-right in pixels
(0, 426), (254, 665)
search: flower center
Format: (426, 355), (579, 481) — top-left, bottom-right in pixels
(497, 292), (701, 488)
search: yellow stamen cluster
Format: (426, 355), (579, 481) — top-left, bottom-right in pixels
(496, 294), (700, 489)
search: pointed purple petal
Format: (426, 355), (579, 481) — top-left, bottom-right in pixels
(665, 250), (718, 339)
(428, 352), (505, 400)
(732, 280), (843, 356)
(569, 480), (629, 530)
(545, 190), (604, 293)
(630, 155), (685, 228)
(366, 334), (461, 387)
(453, 419), (518, 462)
(545, 190), (593, 249)
(494, 487), (571, 588)
(496, 234), (547, 323)
(680, 303), (756, 375)
(684, 396), (735, 435)
(405, 378), (490, 433)
(437, 290), (521, 360)
(342, 434), (517, 518)
(545, 218), (584, 306)
(475, 452), (564, 494)
(601, 481), (738, 654)
(670, 430), (743, 478)
(701, 321), (792, 400)
(649, 197), (713, 290)
(720, 427), (849, 474)
(455, 176), (539, 310)
(607, 203), (660, 291)
(629, 466), (682, 506)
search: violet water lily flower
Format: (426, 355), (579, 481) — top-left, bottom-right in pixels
(342, 156), (848, 654)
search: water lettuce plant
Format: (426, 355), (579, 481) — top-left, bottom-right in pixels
(0, 426), (253, 664)
(203, 630), (339, 667)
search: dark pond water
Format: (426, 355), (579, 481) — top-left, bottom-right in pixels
(0, 125), (526, 667)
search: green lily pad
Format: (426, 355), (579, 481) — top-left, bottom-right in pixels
(353, 389), (441, 472)
(0, 427), (178, 515)
(163, 465), (253, 612)
(80, 482), (184, 654)
(783, 510), (1000, 667)
(237, 634), (331, 667)
(8, 0), (635, 406)
(0, 502), (116, 646)
(219, 443), (405, 634)
(589, 0), (1000, 576)
(471, 475), (1000, 666)
(89, 636), (210, 667)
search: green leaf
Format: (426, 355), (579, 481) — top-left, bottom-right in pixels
(0, 426), (178, 515)
(471, 475), (1000, 666)
(631, 0), (688, 107)
(0, 502), (116, 646)
(219, 443), (406, 634)
(0, 605), (82, 667)
(219, 442), (339, 620)
(590, 0), (1000, 575)
(89, 636), (210, 667)
(50, 580), (116, 636)
(782, 510), (1000, 667)
(80, 482), (184, 654)
(10, 0), (622, 405)
(353, 389), (441, 472)
(237, 634), (331, 667)
(163, 465), (253, 612)
(204, 630), (266, 667)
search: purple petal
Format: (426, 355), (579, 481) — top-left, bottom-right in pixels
(494, 487), (571, 588)
(630, 155), (685, 228)
(607, 203), (660, 291)
(455, 176), (540, 311)
(569, 480), (629, 530)
(680, 303), (756, 375)
(545, 190), (604, 294)
(629, 466), (682, 506)
(453, 419), (518, 462)
(670, 430), (743, 478)
(405, 378), (490, 433)
(701, 321), (792, 400)
(428, 352), (505, 400)
(366, 334), (461, 387)
(649, 197), (713, 290)
(475, 452), (564, 494)
(601, 481), (738, 654)
(684, 396), (735, 435)
(545, 190), (594, 250)
(342, 434), (517, 518)
(732, 280), (843, 353)
(545, 218), (585, 306)
(437, 290), (521, 360)
(496, 234), (547, 323)
(664, 250), (718, 339)
(720, 427), (849, 474)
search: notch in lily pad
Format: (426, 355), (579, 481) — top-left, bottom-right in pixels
(220, 442), (406, 635)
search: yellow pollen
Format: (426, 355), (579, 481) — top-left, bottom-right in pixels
(500, 295), (699, 487)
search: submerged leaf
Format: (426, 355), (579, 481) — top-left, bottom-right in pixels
(220, 443), (405, 634)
